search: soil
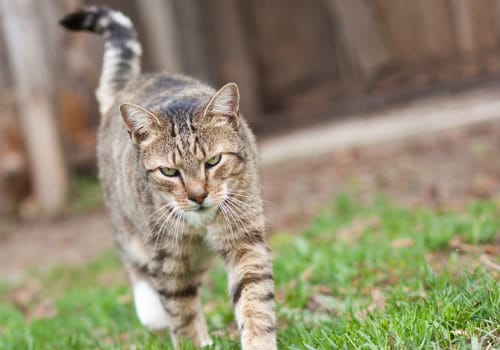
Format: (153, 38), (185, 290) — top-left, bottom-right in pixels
(1, 120), (500, 282)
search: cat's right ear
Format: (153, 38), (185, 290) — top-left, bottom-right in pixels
(119, 103), (161, 144)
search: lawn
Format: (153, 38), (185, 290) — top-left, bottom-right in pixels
(1, 195), (499, 349)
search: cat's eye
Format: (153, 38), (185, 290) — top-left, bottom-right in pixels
(159, 167), (179, 177)
(206, 154), (222, 168)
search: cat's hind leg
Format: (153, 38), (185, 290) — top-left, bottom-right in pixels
(129, 270), (169, 332)
(117, 232), (170, 332)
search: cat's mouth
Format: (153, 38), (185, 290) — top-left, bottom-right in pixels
(181, 204), (219, 227)
(186, 203), (215, 213)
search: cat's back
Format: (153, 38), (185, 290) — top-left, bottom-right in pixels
(118, 72), (215, 112)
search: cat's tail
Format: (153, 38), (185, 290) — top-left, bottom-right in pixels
(60, 6), (142, 114)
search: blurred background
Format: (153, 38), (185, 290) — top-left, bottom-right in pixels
(1, 0), (500, 279)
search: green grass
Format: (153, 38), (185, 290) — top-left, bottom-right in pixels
(1, 195), (499, 349)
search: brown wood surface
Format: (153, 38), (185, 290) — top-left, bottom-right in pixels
(202, 0), (260, 118)
(327, 0), (392, 78)
(0, 0), (69, 214)
(241, 0), (338, 109)
(416, 0), (455, 60)
(135, 0), (182, 73)
(376, 0), (423, 66)
(451, 0), (496, 55)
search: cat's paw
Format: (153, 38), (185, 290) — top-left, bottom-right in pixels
(201, 336), (214, 347)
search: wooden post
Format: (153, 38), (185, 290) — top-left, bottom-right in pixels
(173, 0), (213, 82)
(415, 0), (455, 60)
(327, 0), (392, 78)
(376, 0), (422, 66)
(203, 0), (260, 118)
(492, 0), (500, 41)
(451, 0), (496, 55)
(0, 0), (69, 214)
(135, 0), (182, 73)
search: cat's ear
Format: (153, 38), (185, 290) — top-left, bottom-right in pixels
(203, 83), (240, 127)
(119, 103), (161, 144)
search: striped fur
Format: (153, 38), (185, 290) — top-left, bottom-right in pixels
(61, 6), (276, 350)
(60, 6), (142, 114)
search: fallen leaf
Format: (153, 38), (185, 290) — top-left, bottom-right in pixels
(449, 237), (479, 254)
(479, 254), (500, 272)
(484, 244), (500, 255)
(307, 294), (345, 313)
(300, 267), (313, 281)
(8, 279), (42, 313)
(313, 285), (333, 295)
(29, 299), (57, 320)
(369, 288), (386, 312)
(337, 217), (380, 242)
(391, 238), (414, 249)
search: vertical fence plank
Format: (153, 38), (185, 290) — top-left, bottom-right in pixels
(0, 0), (69, 214)
(203, 0), (260, 117)
(135, 0), (182, 73)
(451, 0), (496, 55)
(173, 0), (213, 82)
(376, 0), (423, 66)
(416, 0), (455, 60)
(327, 0), (392, 78)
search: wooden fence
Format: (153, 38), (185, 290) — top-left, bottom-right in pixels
(1, 0), (500, 214)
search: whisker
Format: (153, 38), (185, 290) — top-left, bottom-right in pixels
(221, 199), (246, 234)
(225, 199), (255, 221)
(140, 202), (173, 230)
(173, 209), (183, 245)
(219, 201), (242, 241)
(218, 202), (234, 233)
(153, 207), (178, 249)
(146, 205), (175, 240)
(226, 196), (270, 225)
(226, 196), (262, 214)
(227, 190), (276, 207)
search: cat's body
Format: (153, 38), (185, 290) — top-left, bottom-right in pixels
(60, 6), (276, 350)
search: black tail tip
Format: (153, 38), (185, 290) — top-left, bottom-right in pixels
(59, 6), (111, 32)
(59, 10), (90, 31)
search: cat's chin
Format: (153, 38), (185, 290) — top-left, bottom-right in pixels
(182, 205), (219, 228)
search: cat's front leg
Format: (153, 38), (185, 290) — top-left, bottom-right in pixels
(149, 248), (212, 349)
(220, 236), (277, 350)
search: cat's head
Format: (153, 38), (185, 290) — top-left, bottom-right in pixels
(119, 83), (252, 227)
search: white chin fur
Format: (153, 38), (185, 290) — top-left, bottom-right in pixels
(182, 206), (218, 228)
(133, 280), (169, 331)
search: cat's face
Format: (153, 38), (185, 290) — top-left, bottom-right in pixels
(120, 83), (247, 227)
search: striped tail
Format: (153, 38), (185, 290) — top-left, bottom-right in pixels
(60, 6), (142, 114)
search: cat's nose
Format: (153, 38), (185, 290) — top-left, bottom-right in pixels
(188, 191), (208, 205)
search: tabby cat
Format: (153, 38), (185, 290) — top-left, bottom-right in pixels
(60, 6), (276, 350)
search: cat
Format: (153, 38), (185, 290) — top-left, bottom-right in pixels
(60, 6), (276, 350)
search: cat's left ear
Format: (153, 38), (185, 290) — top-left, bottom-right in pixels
(203, 83), (240, 128)
(119, 103), (161, 145)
